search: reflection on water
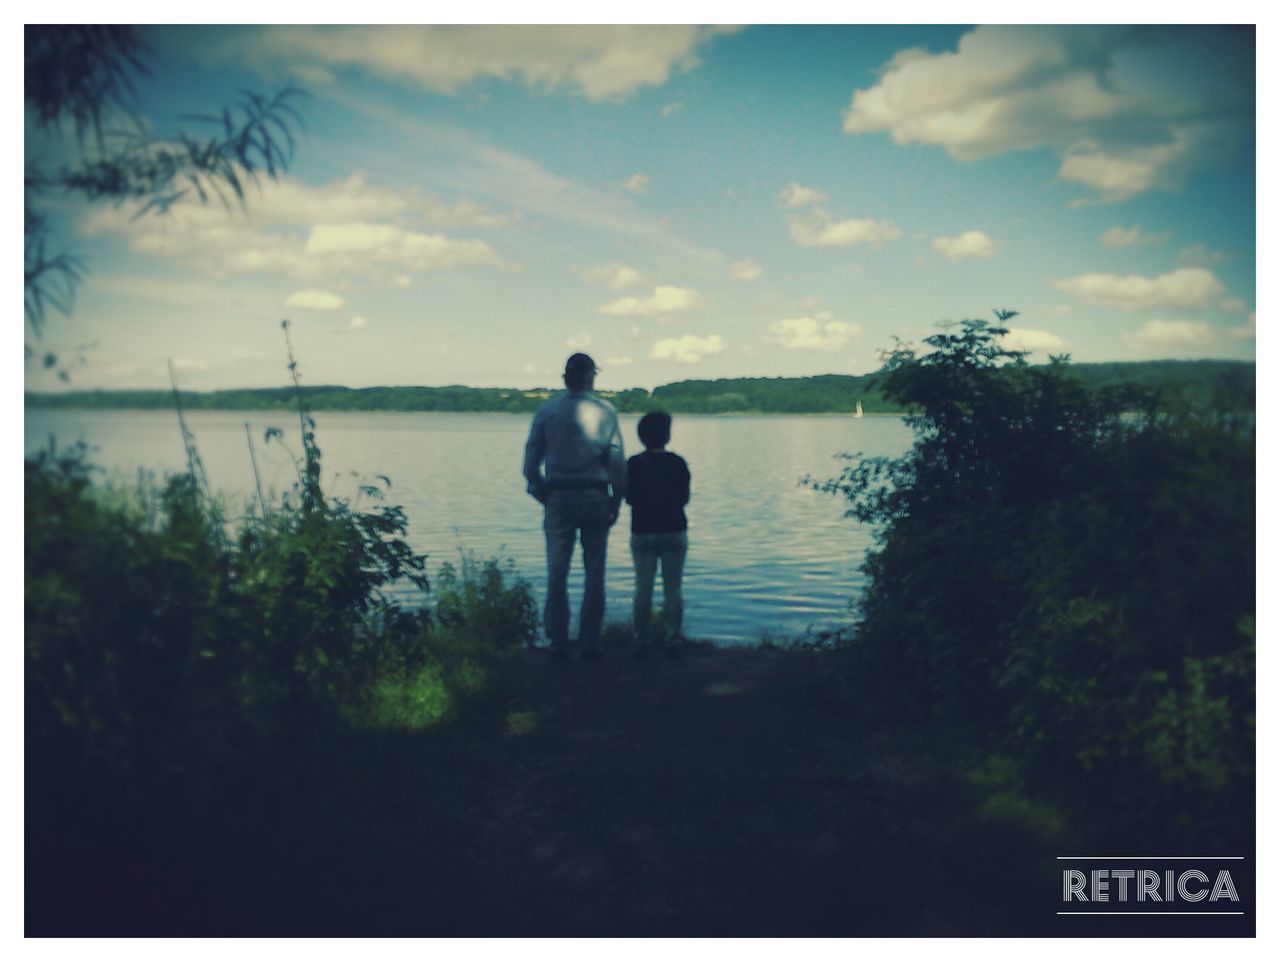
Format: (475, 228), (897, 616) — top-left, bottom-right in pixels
(25, 409), (914, 645)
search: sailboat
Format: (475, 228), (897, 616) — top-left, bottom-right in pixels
(854, 399), (864, 419)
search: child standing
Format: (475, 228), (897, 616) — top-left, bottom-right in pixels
(626, 411), (691, 659)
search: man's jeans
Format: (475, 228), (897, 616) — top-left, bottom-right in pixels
(543, 489), (613, 650)
(630, 531), (688, 645)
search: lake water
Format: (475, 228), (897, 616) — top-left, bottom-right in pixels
(25, 408), (915, 645)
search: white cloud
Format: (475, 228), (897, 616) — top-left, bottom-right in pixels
(1053, 268), (1225, 312)
(843, 26), (1253, 201)
(729, 259), (763, 281)
(83, 172), (514, 233)
(599, 285), (704, 317)
(1125, 319), (1216, 348)
(623, 173), (650, 193)
(604, 355), (634, 366)
(660, 102), (681, 118)
(285, 289), (345, 310)
(651, 334), (725, 364)
(931, 230), (998, 261)
(1001, 327), (1066, 354)
(1231, 312), (1256, 340)
(767, 316), (858, 350)
(566, 333), (592, 349)
(349, 315), (368, 329)
(779, 183), (829, 209)
(304, 223), (504, 273)
(79, 174), (513, 282)
(1100, 225), (1170, 248)
(584, 263), (642, 290)
(1057, 146), (1176, 199)
(171, 357), (209, 371)
(788, 210), (902, 248)
(159, 25), (739, 102)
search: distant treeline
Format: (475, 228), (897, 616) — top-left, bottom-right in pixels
(26, 359), (1254, 415)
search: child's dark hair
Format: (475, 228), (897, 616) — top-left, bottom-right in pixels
(637, 410), (672, 449)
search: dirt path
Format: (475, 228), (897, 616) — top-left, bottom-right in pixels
(310, 646), (1057, 936)
(474, 646), (949, 935)
(29, 646), (1063, 936)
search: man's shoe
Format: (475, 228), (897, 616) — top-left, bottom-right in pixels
(580, 648), (604, 663)
(549, 647), (570, 664)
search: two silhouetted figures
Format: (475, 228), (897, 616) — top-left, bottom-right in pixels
(523, 353), (691, 662)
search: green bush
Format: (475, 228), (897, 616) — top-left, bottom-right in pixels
(347, 554), (538, 731)
(26, 322), (541, 782)
(26, 445), (238, 773)
(433, 553), (539, 653)
(823, 314), (1255, 847)
(26, 440), (541, 771)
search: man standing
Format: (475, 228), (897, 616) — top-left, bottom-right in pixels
(523, 353), (626, 662)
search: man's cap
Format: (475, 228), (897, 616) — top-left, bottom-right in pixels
(564, 352), (599, 375)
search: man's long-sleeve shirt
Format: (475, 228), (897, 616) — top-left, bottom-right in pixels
(522, 391), (627, 500)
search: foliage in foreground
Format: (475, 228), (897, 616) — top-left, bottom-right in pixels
(822, 315), (1255, 848)
(26, 434), (536, 787)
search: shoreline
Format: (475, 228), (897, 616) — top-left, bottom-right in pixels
(26, 405), (912, 418)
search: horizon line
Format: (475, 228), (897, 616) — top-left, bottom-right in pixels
(23, 356), (1258, 398)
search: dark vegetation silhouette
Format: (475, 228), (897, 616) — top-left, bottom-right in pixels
(27, 321), (537, 766)
(815, 313), (1255, 854)
(27, 325), (539, 933)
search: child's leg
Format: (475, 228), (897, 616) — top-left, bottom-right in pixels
(631, 535), (659, 645)
(658, 532), (689, 641)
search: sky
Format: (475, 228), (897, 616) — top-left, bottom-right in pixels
(23, 23), (1258, 393)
